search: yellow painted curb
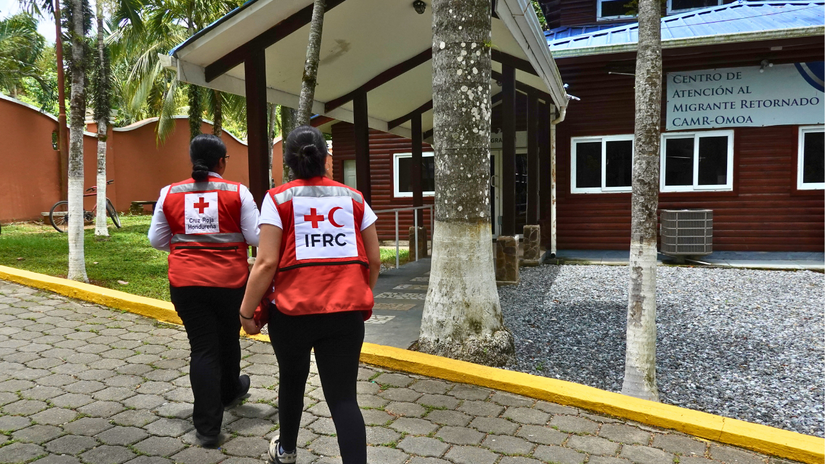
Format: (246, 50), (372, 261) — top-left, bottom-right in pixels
(1, 265), (822, 463)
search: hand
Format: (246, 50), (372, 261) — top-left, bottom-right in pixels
(240, 315), (261, 335)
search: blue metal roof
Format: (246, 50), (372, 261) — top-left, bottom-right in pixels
(548, 1), (825, 52)
(545, 24), (631, 42)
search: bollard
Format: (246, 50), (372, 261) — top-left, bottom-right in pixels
(495, 236), (519, 285)
(522, 224), (541, 266)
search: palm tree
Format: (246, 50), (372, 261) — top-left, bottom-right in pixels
(0, 13), (47, 99)
(92, 0), (112, 236)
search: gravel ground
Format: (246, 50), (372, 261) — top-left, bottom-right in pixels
(498, 264), (824, 437)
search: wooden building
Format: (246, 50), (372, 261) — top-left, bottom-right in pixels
(329, 0), (825, 252)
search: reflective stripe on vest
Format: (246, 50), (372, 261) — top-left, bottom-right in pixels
(169, 182), (239, 194)
(171, 233), (245, 244)
(274, 185), (363, 204)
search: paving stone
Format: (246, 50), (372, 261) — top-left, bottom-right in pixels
(587, 457), (633, 464)
(143, 369), (182, 382)
(28, 455), (82, 464)
(80, 445), (136, 464)
(228, 417), (276, 436)
(410, 379), (451, 394)
(45, 434), (98, 454)
(364, 445), (408, 464)
(361, 408), (394, 426)
(533, 402), (580, 415)
(76, 400), (125, 418)
(0, 391), (19, 405)
(0, 379), (34, 391)
(50, 393), (94, 409)
(549, 414), (600, 434)
(2, 399), (48, 415)
(233, 402), (278, 418)
(123, 394), (166, 410)
(365, 426), (401, 445)
(448, 384), (492, 401)
(482, 434), (534, 455)
(709, 444), (767, 464)
(144, 418), (192, 437)
(308, 434), (340, 456)
(503, 407), (551, 425)
(580, 412), (622, 423)
(443, 445), (500, 464)
(491, 391), (534, 407)
(374, 373), (415, 388)
(218, 459), (262, 464)
(436, 426), (485, 445)
(162, 387), (194, 402)
(619, 444), (674, 464)
(398, 436), (450, 457)
(93, 386), (136, 401)
(458, 400), (504, 417)
(652, 433), (707, 456)
(533, 445), (587, 464)
(358, 393), (389, 409)
(425, 409), (471, 426)
(389, 417), (439, 435)
(500, 458), (544, 464)
(29, 407), (77, 425)
(309, 417), (337, 435)
(62, 417), (113, 436)
(356, 381), (380, 395)
(469, 416), (519, 435)
(567, 434), (621, 455)
(416, 394), (460, 409)
(62, 380), (106, 394)
(96, 426), (149, 445)
(386, 401), (427, 417)
(111, 409), (159, 427)
(676, 458), (717, 464)
(379, 387), (422, 402)
(0, 442), (45, 463)
(38, 374), (77, 387)
(75, 369), (116, 381)
(600, 423), (652, 445)
(12, 424), (63, 443)
(222, 436), (269, 457)
(154, 402), (193, 419)
(516, 424), (567, 445)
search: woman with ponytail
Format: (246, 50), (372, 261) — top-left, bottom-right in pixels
(239, 126), (380, 464)
(148, 134), (260, 448)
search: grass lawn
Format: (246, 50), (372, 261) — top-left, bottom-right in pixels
(1, 215), (413, 301)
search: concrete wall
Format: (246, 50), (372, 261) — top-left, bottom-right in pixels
(0, 95), (253, 223)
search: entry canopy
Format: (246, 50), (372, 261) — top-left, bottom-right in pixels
(166, 0), (568, 139)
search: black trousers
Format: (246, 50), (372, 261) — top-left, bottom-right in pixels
(170, 285), (245, 436)
(269, 306), (366, 464)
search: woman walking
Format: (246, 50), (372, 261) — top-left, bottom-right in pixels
(148, 134), (260, 447)
(238, 126), (380, 464)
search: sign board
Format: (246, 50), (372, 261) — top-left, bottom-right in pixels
(666, 62), (824, 130)
(491, 130), (528, 149)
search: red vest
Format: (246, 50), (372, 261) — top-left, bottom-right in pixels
(163, 176), (249, 288)
(266, 176), (373, 319)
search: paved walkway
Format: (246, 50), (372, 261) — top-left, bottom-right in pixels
(0, 280), (797, 464)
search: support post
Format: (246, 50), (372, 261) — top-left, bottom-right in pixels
(411, 113), (424, 226)
(538, 101), (551, 221)
(244, 49), (270, 205)
(353, 90), (371, 203)
(526, 92), (539, 225)
(501, 63), (516, 237)
(550, 104), (557, 256)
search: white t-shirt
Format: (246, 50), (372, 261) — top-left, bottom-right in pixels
(258, 192), (377, 232)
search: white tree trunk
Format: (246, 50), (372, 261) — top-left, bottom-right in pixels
(94, 119), (108, 236)
(622, 0), (662, 401)
(418, 0), (513, 366)
(67, 0), (88, 282)
(297, 0), (325, 126)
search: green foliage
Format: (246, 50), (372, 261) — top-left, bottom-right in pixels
(187, 83), (201, 139)
(0, 216), (172, 301)
(0, 13), (48, 98)
(531, 0), (548, 30)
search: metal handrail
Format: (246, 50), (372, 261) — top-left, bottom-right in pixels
(372, 205), (433, 268)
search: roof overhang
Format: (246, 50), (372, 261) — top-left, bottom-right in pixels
(166, 0), (568, 138)
(551, 26), (825, 59)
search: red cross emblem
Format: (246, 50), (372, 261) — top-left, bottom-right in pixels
(193, 197), (210, 214)
(303, 208), (325, 228)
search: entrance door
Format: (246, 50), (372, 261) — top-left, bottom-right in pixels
(490, 150), (528, 237)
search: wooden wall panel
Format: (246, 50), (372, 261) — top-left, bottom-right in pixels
(331, 122), (434, 243)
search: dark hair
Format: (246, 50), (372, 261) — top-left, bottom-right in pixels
(284, 126), (327, 179)
(189, 134), (227, 182)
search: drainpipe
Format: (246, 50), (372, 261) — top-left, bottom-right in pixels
(548, 105), (566, 257)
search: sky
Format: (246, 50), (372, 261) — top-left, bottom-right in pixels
(0, 0), (61, 43)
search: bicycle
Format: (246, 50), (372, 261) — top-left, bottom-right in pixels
(49, 179), (122, 233)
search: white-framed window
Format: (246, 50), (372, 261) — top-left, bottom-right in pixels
(661, 130), (734, 192)
(797, 126), (824, 190)
(570, 135), (634, 193)
(667, 0), (735, 15)
(597, 0), (635, 20)
(393, 152), (435, 198)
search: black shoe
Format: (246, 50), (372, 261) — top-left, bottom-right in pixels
(195, 431), (220, 448)
(223, 374), (250, 409)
